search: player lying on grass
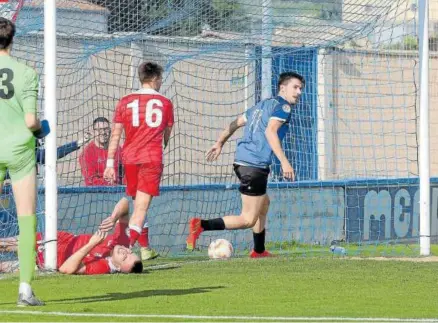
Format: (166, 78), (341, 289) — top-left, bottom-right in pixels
(0, 198), (143, 275)
(186, 72), (305, 258)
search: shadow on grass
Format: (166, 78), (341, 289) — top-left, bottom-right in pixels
(48, 286), (225, 304)
(142, 263), (182, 272)
(0, 286), (225, 306)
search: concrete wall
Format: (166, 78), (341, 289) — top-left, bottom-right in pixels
(9, 34), (436, 186)
(0, 186), (345, 252)
(319, 49), (420, 180)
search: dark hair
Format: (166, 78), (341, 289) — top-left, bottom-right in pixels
(130, 260), (143, 274)
(0, 18), (15, 50)
(92, 117), (110, 129)
(278, 72), (305, 89)
(138, 62), (163, 84)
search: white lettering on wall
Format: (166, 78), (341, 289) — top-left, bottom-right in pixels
(363, 190), (392, 240)
(394, 189), (410, 238)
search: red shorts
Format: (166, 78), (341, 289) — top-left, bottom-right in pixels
(124, 163), (163, 197)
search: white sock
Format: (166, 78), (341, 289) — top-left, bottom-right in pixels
(129, 224), (141, 234)
(19, 282), (32, 296)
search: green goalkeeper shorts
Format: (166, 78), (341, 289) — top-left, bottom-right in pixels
(0, 148), (36, 183)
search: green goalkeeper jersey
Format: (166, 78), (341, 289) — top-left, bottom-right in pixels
(0, 55), (38, 160)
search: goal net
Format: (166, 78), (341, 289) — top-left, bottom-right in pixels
(1, 0), (432, 271)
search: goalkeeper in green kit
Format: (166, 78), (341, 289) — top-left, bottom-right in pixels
(0, 18), (49, 306)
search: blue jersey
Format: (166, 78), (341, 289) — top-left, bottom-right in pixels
(235, 96), (292, 168)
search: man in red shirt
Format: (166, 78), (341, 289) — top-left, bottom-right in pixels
(104, 62), (174, 261)
(0, 198), (143, 275)
(79, 117), (122, 186)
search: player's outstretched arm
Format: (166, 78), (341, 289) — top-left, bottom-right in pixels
(58, 230), (107, 274)
(104, 123), (123, 184)
(265, 119), (295, 181)
(99, 197), (130, 232)
(0, 236), (18, 252)
(0, 260), (18, 273)
(36, 133), (89, 165)
(77, 132), (91, 148)
(206, 115), (246, 162)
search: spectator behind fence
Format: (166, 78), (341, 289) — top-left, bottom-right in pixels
(79, 117), (122, 186)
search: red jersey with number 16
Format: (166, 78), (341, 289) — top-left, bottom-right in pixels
(113, 88), (174, 165)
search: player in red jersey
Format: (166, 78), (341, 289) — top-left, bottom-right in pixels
(104, 62), (174, 260)
(0, 198), (143, 275)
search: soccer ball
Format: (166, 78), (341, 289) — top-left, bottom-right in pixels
(208, 239), (233, 260)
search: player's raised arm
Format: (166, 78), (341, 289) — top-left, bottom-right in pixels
(206, 114), (246, 162)
(58, 230), (107, 274)
(99, 197), (130, 232)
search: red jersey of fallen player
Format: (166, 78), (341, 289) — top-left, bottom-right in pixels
(36, 222), (129, 275)
(113, 88), (174, 165)
(79, 141), (122, 186)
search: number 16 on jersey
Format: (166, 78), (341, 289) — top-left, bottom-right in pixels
(127, 99), (163, 128)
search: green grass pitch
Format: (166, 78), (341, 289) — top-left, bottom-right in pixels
(0, 255), (438, 322)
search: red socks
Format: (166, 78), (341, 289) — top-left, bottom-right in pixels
(138, 227), (149, 248)
(129, 225), (141, 248)
(129, 224), (150, 248)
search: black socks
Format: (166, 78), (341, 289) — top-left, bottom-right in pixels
(253, 229), (266, 253)
(201, 218), (226, 231)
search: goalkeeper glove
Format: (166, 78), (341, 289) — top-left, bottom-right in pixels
(33, 120), (51, 139)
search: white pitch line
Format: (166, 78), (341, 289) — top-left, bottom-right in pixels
(0, 310), (437, 322)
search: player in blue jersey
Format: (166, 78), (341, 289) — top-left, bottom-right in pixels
(186, 72), (305, 258)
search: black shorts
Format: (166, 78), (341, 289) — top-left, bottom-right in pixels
(233, 164), (270, 196)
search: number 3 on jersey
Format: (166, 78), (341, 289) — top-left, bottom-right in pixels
(127, 99), (163, 128)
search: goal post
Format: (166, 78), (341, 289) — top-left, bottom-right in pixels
(43, 0), (58, 270)
(419, 0), (431, 256)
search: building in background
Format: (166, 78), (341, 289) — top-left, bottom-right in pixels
(17, 0), (109, 34)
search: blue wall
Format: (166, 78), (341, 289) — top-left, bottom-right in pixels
(346, 185), (425, 242)
(2, 177), (437, 252)
(0, 183), (345, 252)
